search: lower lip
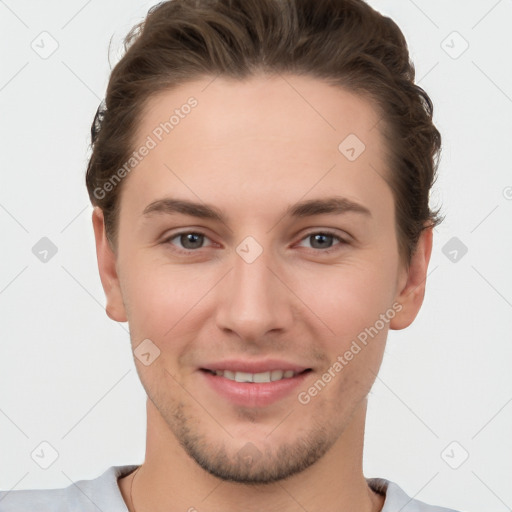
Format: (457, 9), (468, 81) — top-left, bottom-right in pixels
(199, 370), (311, 408)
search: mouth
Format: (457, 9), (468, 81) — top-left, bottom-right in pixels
(200, 368), (312, 383)
(198, 366), (313, 407)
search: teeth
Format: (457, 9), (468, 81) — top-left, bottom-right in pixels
(212, 369), (299, 383)
(270, 370), (284, 381)
(235, 371), (253, 383)
(253, 371), (271, 383)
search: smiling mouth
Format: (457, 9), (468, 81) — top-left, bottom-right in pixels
(201, 368), (312, 383)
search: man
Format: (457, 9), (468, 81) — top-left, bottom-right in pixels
(0, 0), (464, 510)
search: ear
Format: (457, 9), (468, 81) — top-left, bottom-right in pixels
(389, 226), (433, 330)
(91, 207), (128, 322)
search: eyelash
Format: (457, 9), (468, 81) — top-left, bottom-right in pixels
(161, 230), (349, 255)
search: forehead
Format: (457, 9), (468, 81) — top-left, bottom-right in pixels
(122, 74), (392, 223)
(137, 73), (384, 153)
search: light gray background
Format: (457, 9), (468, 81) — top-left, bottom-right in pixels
(1, 1), (511, 511)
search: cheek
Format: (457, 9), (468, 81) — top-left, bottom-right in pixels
(118, 256), (180, 334)
(120, 258), (219, 355)
(295, 258), (397, 340)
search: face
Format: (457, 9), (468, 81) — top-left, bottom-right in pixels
(93, 74), (431, 484)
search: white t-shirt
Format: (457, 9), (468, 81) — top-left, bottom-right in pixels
(0, 464), (462, 511)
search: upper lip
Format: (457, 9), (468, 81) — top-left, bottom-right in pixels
(200, 359), (311, 374)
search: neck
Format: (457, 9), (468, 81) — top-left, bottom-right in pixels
(119, 398), (384, 512)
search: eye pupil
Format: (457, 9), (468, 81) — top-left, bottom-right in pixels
(181, 233), (203, 249)
(311, 233), (333, 249)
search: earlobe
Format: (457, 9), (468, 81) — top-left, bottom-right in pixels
(91, 207), (128, 322)
(389, 226), (433, 330)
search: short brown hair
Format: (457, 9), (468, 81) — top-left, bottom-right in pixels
(85, 0), (442, 266)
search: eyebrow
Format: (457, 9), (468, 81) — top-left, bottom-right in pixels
(142, 196), (372, 223)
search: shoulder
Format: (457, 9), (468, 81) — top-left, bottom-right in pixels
(0, 465), (138, 512)
(367, 477), (464, 512)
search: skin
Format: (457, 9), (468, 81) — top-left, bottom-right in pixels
(92, 74), (432, 512)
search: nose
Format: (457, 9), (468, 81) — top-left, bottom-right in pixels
(215, 243), (294, 343)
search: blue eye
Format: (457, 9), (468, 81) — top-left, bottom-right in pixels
(162, 230), (348, 255)
(164, 232), (213, 252)
(297, 231), (348, 252)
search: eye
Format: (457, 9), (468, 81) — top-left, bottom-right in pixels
(296, 231), (348, 252)
(162, 230), (349, 255)
(163, 231), (214, 253)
